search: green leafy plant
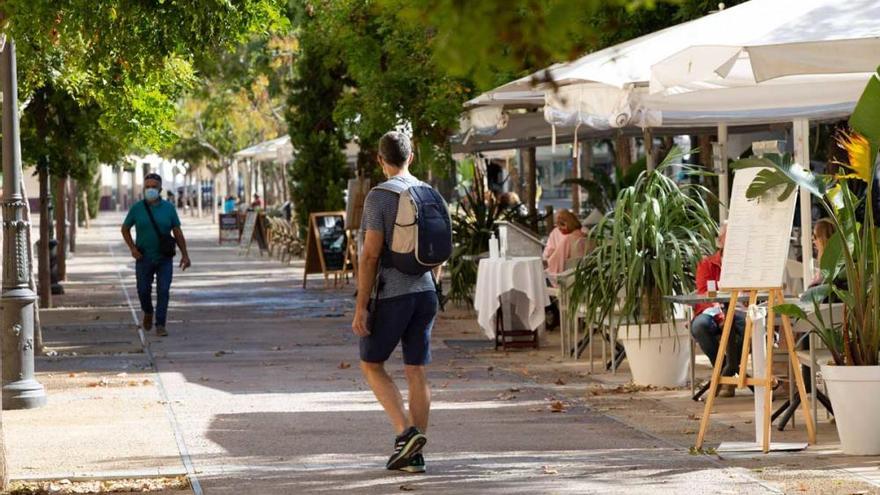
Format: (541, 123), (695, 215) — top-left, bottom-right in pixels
(741, 67), (880, 366)
(563, 156), (647, 214)
(448, 164), (511, 303)
(566, 147), (717, 334)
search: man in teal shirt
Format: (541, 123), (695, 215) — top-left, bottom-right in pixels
(122, 173), (192, 336)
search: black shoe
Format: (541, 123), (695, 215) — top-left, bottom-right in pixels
(385, 427), (426, 470)
(156, 325), (168, 337)
(143, 313), (153, 331)
(399, 453), (425, 473)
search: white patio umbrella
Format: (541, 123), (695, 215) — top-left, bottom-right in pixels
(651, 0), (880, 94)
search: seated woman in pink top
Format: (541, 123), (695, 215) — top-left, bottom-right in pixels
(543, 209), (587, 285)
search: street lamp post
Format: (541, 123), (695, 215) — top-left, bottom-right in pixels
(1, 39), (46, 409)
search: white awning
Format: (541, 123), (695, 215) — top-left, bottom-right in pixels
(234, 136), (294, 162)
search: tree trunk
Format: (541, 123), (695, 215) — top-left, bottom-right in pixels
(82, 189), (90, 229)
(196, 168), (203, 218)
(615, 134), (633, 170)
(246, 161), (253, 205)
(115, 164), (123, 211)
(260, 162), (269, 207)
(280, 160), (290, 203)
(180, 172), (189, 214)
(55, 176), (67, 281)
(525, 146), (538, 231)
(68, 180), (76, 253)
(38, 165), (52, 309)
(212, 173), (219, 224)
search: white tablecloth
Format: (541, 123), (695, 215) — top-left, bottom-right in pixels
(474, 257), (550, 340)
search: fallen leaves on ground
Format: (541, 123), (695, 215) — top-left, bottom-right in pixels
(399, 484), (416, 491)
(542, 465), (559, 475)
(555, 378), (566, 386)
(550, 400), (567, 413)
(87, 377), (110, 388)
(86, 376), (154, 388)
(7, 475), (189, 494)
(587, 383), (671, 396)
(338, 362), (351, 369)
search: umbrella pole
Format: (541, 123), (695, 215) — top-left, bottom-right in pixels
(715, 123), (729, 223)
(793, 117), (817, 425)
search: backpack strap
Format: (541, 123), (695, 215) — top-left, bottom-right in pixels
(373, 175), (421, 195)
(372, 176), (422, 268)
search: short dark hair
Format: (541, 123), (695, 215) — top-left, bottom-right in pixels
(144, 173), (163, 184)
(378, 131), (412, 167)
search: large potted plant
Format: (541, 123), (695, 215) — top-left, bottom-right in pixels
(740, 69), (880, 455)
(567, 147), (717, 387)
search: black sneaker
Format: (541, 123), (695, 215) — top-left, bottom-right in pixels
(385, 427), (427, 470)
(156, 325), (168, 337)
(399, 453), (425, 474)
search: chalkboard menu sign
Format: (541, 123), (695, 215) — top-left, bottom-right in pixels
(238, 210), (269, 256)
(303, 211), (349, 288)
(240, 211), (257, 248)
(219, 213), (240, 244)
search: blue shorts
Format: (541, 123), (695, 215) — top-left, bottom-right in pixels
(360, 291), (438, 366)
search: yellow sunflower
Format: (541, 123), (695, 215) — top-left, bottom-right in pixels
(834, 131), (873, 184)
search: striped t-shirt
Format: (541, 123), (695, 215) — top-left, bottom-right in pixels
(361, 175), (435, 299)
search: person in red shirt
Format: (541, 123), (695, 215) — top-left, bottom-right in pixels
(692, 224), (745, 398)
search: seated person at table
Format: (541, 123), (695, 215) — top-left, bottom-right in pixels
(542, 210), (588, 330)
(499, 191), (529, 220)
(543, 210), (587, 285)
(692, 223), (746, 398)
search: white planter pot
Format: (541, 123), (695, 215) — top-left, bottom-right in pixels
(821, 364), (880, 455)
(616, 322), (690, 387)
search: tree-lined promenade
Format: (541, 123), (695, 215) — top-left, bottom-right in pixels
(8, 1), (874, 493)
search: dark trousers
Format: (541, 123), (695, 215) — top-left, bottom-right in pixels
(136, 257), (173, 326)
(691, 311), (746, 376)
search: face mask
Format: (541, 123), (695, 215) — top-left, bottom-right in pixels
(145, 188), (161, 201)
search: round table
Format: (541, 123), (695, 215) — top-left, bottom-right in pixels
(474, 257), (550, 345)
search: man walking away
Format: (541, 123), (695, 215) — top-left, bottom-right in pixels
(122, 173), (192, 337)
(352, 131), (446, 474)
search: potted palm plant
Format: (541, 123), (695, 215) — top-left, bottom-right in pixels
(738, 68), (880, 455)
(567, 147), (717, 387)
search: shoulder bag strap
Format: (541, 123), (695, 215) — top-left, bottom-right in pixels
(143, 200), (164, 239)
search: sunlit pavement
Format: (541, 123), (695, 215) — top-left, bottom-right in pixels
(15, 211), (789, 494)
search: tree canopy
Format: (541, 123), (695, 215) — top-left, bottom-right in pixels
(5, 0), (287, 178)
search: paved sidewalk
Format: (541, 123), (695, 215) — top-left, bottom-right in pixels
(4, 211), (861, 494)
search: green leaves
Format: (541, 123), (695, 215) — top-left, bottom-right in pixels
(733, 154), (830, 201)
(850, 67), (880, 165)
(567, 146), (717, 331)
(774, 303), (809, 321)
(745, 168), (796, 201)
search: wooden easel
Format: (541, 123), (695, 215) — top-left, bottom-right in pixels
(695, 287), (816, 453)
